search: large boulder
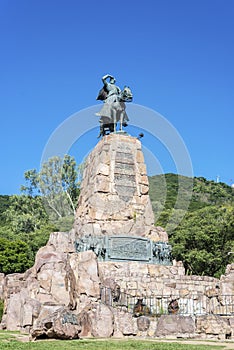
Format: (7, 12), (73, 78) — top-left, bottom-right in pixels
(88, 303), (114, 338)
(112, 308), (138, 337)
(31, 306), (81, 340)
(155, 315), (195, 337)
(196, 315), (232, 340)
(70, 251), (100, 298)
(33, 245), (71, 306)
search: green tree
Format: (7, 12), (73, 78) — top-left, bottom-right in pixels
(0, 195), (10, 226)
(171, 205), (234, 277)
(22, 155), (80, 220)
(4, 195), (48, 234)
(21, 169), (40, 196)
(0, 238), (34, 274)
(0, 155), (82, 274)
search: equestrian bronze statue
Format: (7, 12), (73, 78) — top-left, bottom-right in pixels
(96, 74), (133, 137)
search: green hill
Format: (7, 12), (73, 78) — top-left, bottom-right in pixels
(149, 173), (234, 213)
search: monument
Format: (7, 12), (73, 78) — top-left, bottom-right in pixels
(74, 74), (171, 265)
(0, 75), (233, 340)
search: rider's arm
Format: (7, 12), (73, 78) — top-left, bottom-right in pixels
(102, 74), (114, 86)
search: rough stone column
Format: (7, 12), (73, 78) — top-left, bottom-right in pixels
(73, 133), (167, 241)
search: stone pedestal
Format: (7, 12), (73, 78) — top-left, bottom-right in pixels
(73, 133), (168, 242)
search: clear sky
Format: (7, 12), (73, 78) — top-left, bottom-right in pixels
(0, 0), (233, 194)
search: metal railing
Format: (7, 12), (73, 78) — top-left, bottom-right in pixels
(100, 287), (234, 316)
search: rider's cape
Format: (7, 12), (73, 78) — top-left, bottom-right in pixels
(96, 85), (108, 100)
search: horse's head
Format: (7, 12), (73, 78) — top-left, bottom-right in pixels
(120, 86), (133, 102)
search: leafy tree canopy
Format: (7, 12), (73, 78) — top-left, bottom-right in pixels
(0, 155), (82, 274)
(21, 155), (81, 220)
(0, 238), (34, 274)
(4, 195), (48, 234)
(0, 195), (10, 226)
(171, 205), (234, 277)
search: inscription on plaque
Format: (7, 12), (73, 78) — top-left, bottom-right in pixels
(107, 236), (150, 261)
(75, 235), (172, 265)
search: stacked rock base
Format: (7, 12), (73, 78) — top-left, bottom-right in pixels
(0, 232), (233, 340)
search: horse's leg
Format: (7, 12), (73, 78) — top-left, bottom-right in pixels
(97, 119), (103, 138)
(120, 112), (123, 131)
(109, 123), (114, 133)
(119, 102), (126, 131)
(113, 110), (116, 133)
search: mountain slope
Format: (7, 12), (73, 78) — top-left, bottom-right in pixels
(149, 173), (234, 213)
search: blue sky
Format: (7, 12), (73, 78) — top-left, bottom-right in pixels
(0, 0), (234, 194)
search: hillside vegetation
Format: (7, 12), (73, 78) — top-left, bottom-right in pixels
(149, 174), (234, 212)
(149, 174), (234, 277)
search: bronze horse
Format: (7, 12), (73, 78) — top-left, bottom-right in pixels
(96, 86), (133, 137)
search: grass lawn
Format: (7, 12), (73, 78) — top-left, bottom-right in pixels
(0, 333), (228, 350)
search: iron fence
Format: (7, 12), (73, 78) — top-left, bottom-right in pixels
(100, 287), (234, 316)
